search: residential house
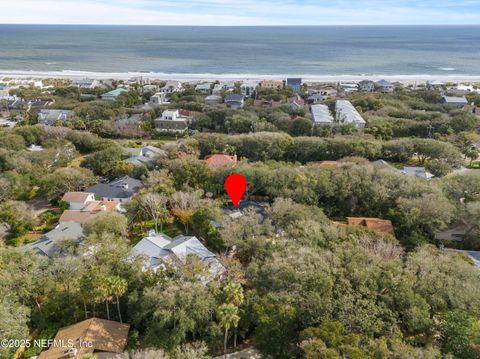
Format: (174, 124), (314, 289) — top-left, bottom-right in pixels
(71, 78), (102, 89)
(62, 192), (96, 210)
(159, 80), (183, 94)
(344, 217), (396, 238)
(132, 231), (225, 283)
(335, 100), (366, 128)
(318, 88), (338, 97)
(28, 98), (55, 110)
(340, 83), (358, 93)
(154, 109), (192, 133)
(149, 92), (168, 106)
(24, 222), (84, 257)
(401, 166), (434, 179)
(205, 154), (237, 168)
(426, 80), (445, 91)
(307, 93), (325, 105)
(124, 145), (164, 166)
(259, 80), (283, 90)
(442, 95), (468, 108)
(376, 79), (394, 93)
(85, 175), (141, 202)
(287, 78), (302, 92)
(212, 82), (235, 94)
(38, 109), (75, 126)
(59, 200), (121, 224)
(195, 83), (212, 94)
(205, 95), (222, 106)
(101, 88), (127, 101)
(38, 318), (129, 359)
(241, 82), (258, 97)
(143, 84), (158, 92)
(288, 95), (305, 110)
(311, 104), (334, 126)
(224, 94), (245, 109)
(358, 80), (375, 92)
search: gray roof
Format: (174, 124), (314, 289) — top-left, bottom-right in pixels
(401, 166), (434, 179)
(132, 232), (224, 283)
(24, 222), (84, 257)
(335, 100), (366, 126)
(224, 94), (244, 102)
(38, 109), (75, 124)
(442, 95), (468, 104)
(311, 104), (334, 124)
(85, 176), (141, 199)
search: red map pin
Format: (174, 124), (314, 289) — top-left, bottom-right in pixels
(224, 173), (247, 207)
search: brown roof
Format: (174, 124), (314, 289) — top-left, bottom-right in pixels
(205, 154), (237, 168)
(59, 210), (93, 223)
(346, 217), (396, 237)
(38, 318), (130, 359)
(62, 192), (94, 203)
(82, 200), (120, 213)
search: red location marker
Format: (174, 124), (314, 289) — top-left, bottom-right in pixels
(224, 173), (247, 207)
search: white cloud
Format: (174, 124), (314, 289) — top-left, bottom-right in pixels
(0, 0), (480, 25)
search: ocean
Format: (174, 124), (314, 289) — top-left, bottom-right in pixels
(1, 25), (480, 78)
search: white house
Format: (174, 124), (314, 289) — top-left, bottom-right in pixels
(376, 79), (394, 93)
(61, 192), (96, 210)
(149, 92), (168, 106)
(358, 80), (375, 92)
(159, 81), (183, 94)
(241, 82), (258, 97)
(195, 83), (212, 94)
(335, 100), (366, 128)
(71, 78), (102, 89)
(154, 109), (191, 132)
(38, 109), (75, 126)
(213, 82), (235, 94)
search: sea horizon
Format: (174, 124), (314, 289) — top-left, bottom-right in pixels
(1, 24), (480, 78)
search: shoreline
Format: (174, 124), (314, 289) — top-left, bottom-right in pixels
(2, 70), (480, 84)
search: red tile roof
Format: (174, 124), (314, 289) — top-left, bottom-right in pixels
(205, 154), (237, 168)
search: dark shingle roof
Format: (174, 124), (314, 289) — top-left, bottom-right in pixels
(85, 176), (141, 199)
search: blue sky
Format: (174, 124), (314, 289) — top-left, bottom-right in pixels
(1, 0), (480, 25)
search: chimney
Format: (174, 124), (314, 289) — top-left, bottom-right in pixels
(100, 205), (107, 211)
(233, 153), (237, 162)
(123, 183), (129, 190)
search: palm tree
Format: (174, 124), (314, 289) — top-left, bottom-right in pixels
(109, 276), (128, 323)
(223, 282), (244, 348)
(217, 303), (240, 359)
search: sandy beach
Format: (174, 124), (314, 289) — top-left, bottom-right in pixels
(2, 70), (480, 84)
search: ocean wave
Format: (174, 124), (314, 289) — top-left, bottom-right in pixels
(439, 67), (456, 71)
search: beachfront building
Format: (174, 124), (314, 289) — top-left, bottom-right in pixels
(37, 109), (75, 126)
(259, 80), (284, 90)
(426, 80), (445, 91)
(287, 78), (302, 92)
(311, 104), (334, 126)
(241, 82), (258, 97)
(195, 82), (212, 94)
(154, 109), (191, 132)
(71, 78), (102, 89)
(307, 93), (325, 105)
(212, 81), (235, 94)
(224, 94), (245, 109)
(340, 83), (359, 93)
(335, 100), (366, 128)
(358, 80), (375, 92)
(101, 88), (127, 101)
(442, 95), (468, 108)
(376, 79), (394, 93)
(159, 80), (183, 94)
